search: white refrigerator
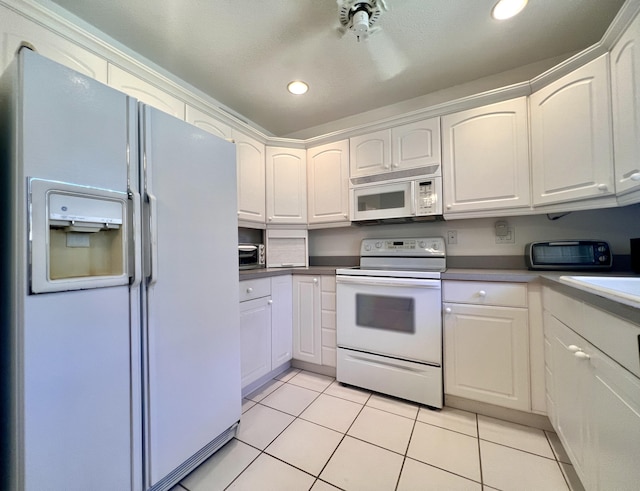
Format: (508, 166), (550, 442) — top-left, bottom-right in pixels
(0, 48), (241, 491)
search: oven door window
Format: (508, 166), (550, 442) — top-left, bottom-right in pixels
(356, 294), (414, 333)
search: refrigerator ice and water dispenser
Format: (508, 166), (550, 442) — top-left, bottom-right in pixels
(29, 178), (129, 293)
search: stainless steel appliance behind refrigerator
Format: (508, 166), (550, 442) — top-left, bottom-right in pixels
(0, 48), (241, 491)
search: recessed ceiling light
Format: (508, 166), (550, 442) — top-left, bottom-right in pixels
(287, 81), (309, 95)
(491, 0), (528, 20)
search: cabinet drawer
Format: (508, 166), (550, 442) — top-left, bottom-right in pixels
(239, 277), (271, 302)
(443, 281), (527, 307)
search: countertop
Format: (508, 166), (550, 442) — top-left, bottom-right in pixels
(239, 266), (639, 323)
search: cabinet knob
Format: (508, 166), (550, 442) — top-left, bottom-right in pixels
(313, 277), (318, 284)
(268, 217), (273, 221)
(446, 204), (452, 209)
(246, 287), (253, 293)
(567, 344), (581, 353)
(384, 164), (390, 169)
(478, 290), (486, 297)
(343, 213), (348, 218)
(630, 172), (640, 182)
(574, 351), (591, 360)
(267, 299), (273, 305)
(392, 163), (399, 168)
(444, 307), (452, 314)
(597, 184), (608, 191)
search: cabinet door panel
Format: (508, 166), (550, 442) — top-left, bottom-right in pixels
(186, 105), (232, 140)
(545, 314), (589, 480)
(530, 55), (614, 205)
(271, 275), (293, 368)
(442, 98), (530, 213)
(108, 64), (184, 119)
(589, 348), (640, 490)
(292, 276), (321, 364)
(392, 118), (440, 170)
(234, 132), (266, 223)
(0, 6), (107, 81)
(266, 147), (307, 224)
(444, 303), (530, 410)
(307, 140), (349, 224)
(349, 129), (391, 177)
(611, 13), (640, 201)
(239, 297), (272, 388)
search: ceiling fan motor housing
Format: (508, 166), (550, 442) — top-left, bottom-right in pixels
(339, 0), (384, 36)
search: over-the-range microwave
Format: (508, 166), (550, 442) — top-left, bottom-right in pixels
(349, 166), (443, 223)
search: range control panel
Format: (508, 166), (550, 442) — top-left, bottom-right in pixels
(360, 237), (446, 257)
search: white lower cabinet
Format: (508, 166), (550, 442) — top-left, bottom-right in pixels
(271, 275), (293, 367)
(239, 276), (293, 388)
(239, 296), (272, 388)
(293, 274), (336, 367)
(543, 287), (640, 491)
(443, 281), (531, 411)
(292, 275), (322, 364)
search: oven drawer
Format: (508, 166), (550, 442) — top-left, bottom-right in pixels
(443, 280), (527, 307)
(337, 348), (443, 408)
(239, 277), (271, 302)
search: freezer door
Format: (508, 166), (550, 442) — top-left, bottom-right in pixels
(9, 50), (141, 491)
(140, 105), (241, 487)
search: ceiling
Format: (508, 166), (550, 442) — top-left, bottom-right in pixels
(43, 0), (625, 137)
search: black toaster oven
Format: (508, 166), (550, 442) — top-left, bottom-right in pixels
(525, 240), (612, 270)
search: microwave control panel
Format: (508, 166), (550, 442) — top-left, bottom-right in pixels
(417, 180), (437, 215)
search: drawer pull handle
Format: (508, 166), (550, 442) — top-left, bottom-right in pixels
(478, 290), (486, 297)
(246, 287), (253, 294)
(268, 299), (273, 305)
(567, 345), (581, 353)
(444, 307), (452, 314)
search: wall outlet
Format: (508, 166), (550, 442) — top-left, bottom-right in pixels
(495, 227), (515, 244)
(447, 230), (458, 245)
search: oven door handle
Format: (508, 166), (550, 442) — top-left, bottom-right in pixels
(336, 275), (441, 289)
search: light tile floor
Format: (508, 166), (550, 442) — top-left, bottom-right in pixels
(175, 368), (584, 491)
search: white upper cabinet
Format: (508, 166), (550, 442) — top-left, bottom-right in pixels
(349, 129), (391, 177)
(307, 140), (350, 225)
(611, 12), (640, 203)
(108, 64), (185, 119)
(266, 147), (307, 224)
(233, 130), (266, 224)
(349, 118), (440, 178)
(0, 5), (107, 82)
(530, 55), (614, 206)
(442, 98), (530, 215)
(185, 105), (232, 140)
(391, 118), (441, 170)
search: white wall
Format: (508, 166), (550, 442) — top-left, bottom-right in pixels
(309, 204), (640, 257)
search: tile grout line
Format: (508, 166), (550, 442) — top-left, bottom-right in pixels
(476, 411), (484, 488)
(226, 372), (329, 490)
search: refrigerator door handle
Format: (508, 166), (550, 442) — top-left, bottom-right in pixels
(130, 190), (142, 288)
(148, 192), (159, 285)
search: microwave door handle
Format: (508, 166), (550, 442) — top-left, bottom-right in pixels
(410, 183), (416, 215)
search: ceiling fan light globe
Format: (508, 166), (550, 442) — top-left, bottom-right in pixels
(352, 9), (370, 34)
(491, 0), (528, 20)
